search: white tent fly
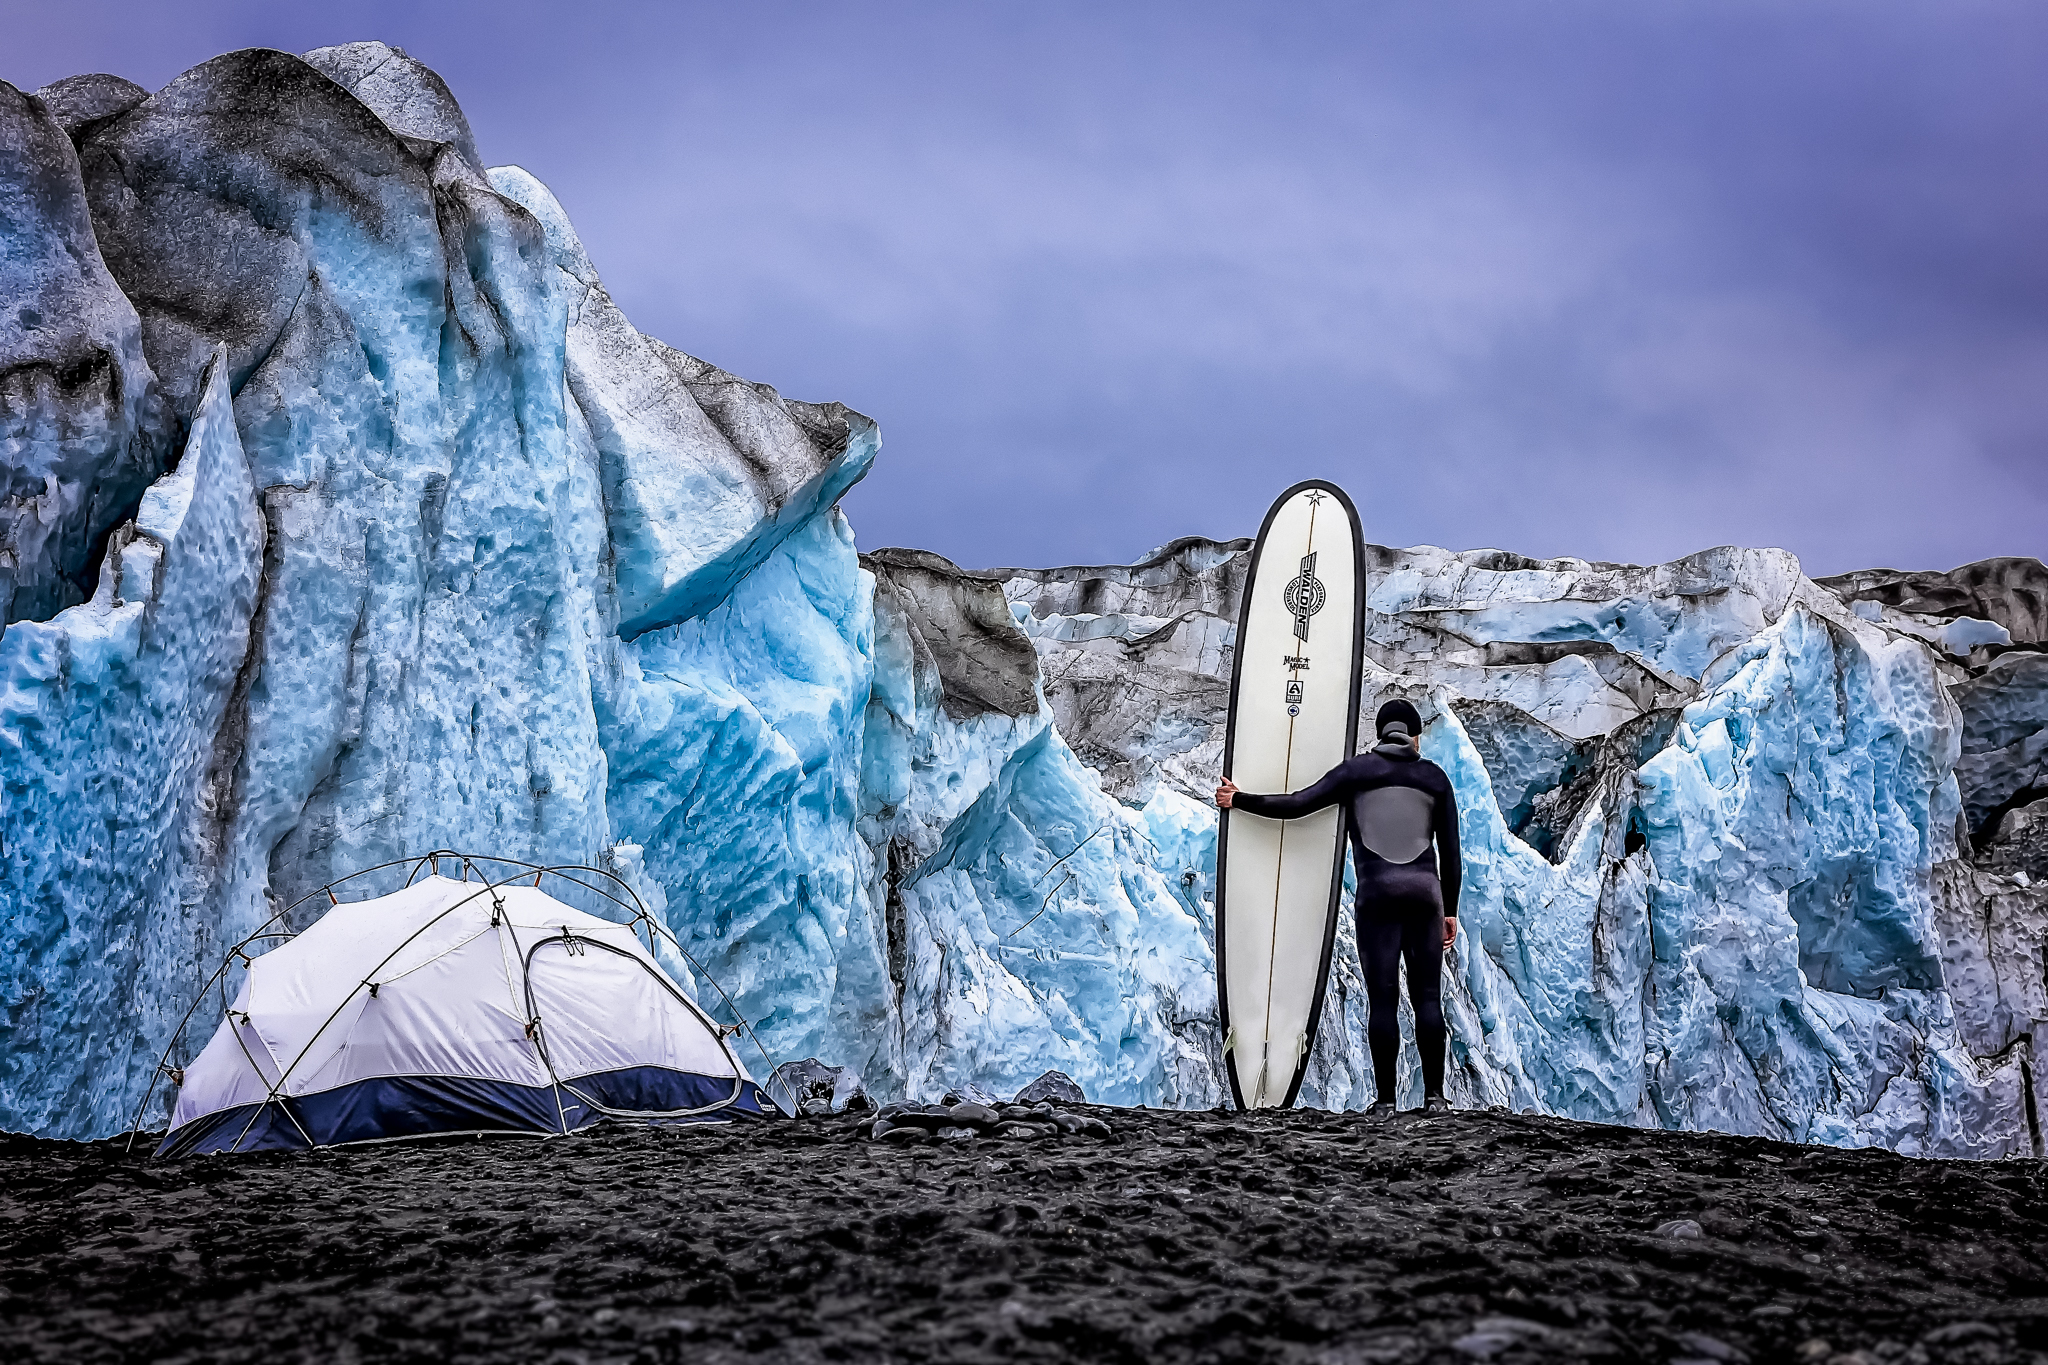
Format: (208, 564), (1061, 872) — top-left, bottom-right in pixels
(150, 856), (780, 1157)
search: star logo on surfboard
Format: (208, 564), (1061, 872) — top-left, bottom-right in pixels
(1283, 553), (1326, 643)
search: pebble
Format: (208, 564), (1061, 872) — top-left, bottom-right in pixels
(941, 1083), (1002, 1107)
(769, 1057), (870, 1115)
(878, 1125), (930, 1146)
(1655, 1219), (1705, 1240)
(1451, 1317), (1551, 1359)
(992, 1121), (1059, 1143)
(862, 1097), (1109, 1143)
(948, 1102), (1001, 1129)
(1674, 1331), (1744, 1362)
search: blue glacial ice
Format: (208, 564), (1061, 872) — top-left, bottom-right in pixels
(3, 43), (2045, 1156)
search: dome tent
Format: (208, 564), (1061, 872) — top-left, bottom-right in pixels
(150, 855), (781, 1157)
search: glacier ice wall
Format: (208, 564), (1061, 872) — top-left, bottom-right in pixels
(1, 353), (261, 1133)
(857, 551), (1217, 1106)
(0, 42), (1218, 1138)
(3, 42), (2045, 1157)
(1000, 542), (2048, 1157)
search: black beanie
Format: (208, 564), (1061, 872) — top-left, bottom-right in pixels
(1375, 698), (1423, 741)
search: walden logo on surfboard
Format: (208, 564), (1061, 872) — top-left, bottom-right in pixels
(1281, 551), (1327, 713)
(1215, 480), (1365, 1110)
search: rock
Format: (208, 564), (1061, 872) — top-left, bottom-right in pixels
(1655, 1219), (1705, 1241)
(941, 1083), (1001, 1106)
(767, 1058), (869, 1116)
(1919, 1322), (2002, 1348)
(1674, 1332), (1746, 1362)
(1013, 1071), (1087, 1106)
(877, 1124), (931, 1146)
(1047, 1112), (1113, 1139)
(992, 1121), (1058, 1143)
(934, 1126), (979, 1144)
(1697, 1208), (1752, 1239)
(1797, 1342), (1833, 1363)
(1452, 1317), (1552, 1359)
(946, 1102), (1002, 1130)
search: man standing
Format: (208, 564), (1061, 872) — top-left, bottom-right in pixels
(1216, 699), (1461, 1117)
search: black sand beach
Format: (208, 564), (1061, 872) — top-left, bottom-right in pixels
(2, 1106), (2042, 1364)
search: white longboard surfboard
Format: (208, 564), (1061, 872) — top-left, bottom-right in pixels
(1217, 480), (1365, 1109)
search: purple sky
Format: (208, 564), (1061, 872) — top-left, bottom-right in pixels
(10, 1), (2046, 575)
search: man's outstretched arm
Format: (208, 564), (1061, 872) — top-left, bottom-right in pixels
(1215, 762), (1354, 817)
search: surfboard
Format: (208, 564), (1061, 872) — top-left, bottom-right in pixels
(1217, 480), (1366, 1109)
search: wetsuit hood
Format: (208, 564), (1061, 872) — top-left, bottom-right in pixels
(1375, 699), (1424, 742)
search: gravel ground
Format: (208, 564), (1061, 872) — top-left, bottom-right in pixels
(2, 1105), (2043, 1364)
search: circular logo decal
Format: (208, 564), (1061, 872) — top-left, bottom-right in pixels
(1284, 552), (1326, 642)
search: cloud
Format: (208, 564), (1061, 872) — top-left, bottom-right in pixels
(10, 0), (2044, 574)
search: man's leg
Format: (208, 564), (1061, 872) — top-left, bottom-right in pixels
(1357, 907), (1404, 1105)
(1400, 893), (1448, 1099)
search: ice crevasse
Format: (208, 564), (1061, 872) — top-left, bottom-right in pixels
(3, 43), (2046, 1157)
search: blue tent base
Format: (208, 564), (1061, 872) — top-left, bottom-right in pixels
(157, 1067), (778, 1158)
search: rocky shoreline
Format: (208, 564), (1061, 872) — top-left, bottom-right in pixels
(3, 1106), (2042, 1363)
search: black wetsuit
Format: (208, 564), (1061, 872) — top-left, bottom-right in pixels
(1233, 741), (1462, 1103)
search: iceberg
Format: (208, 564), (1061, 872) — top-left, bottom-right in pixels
(2, 43), (2044, 1157)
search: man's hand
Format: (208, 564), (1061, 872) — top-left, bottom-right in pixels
(1443, 916), (1458, 950)
(1215, 779), (1239, 809)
